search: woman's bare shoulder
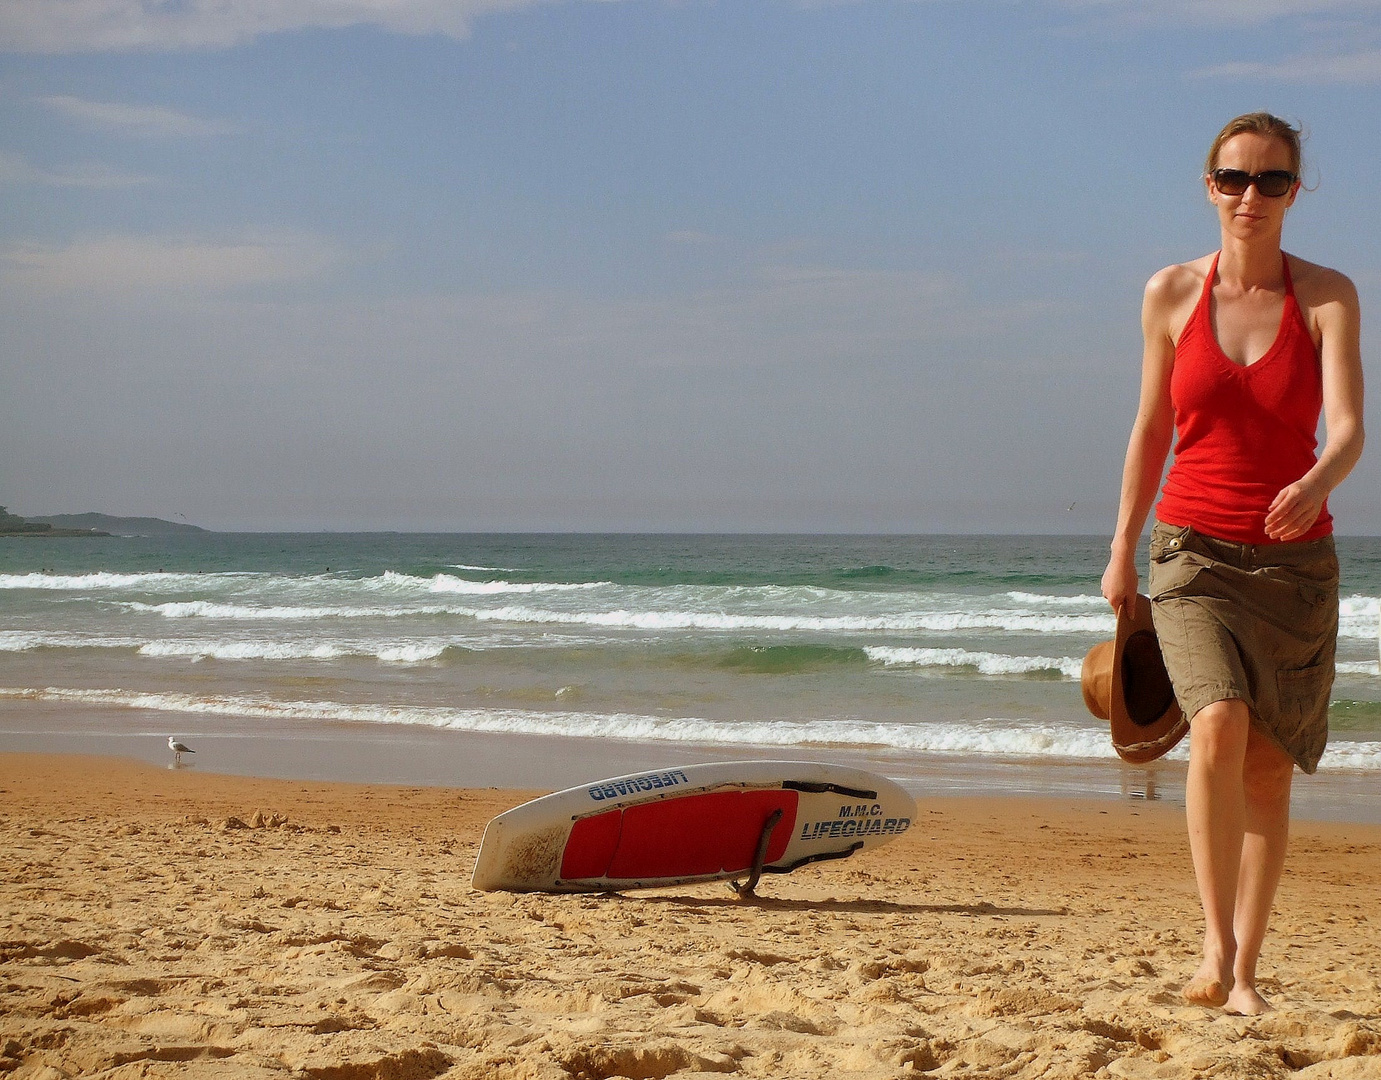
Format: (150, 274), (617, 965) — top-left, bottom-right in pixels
(1143, 255), (1213, 340)
(1286, 254), (1360, 310)
(1144, 255), (1212, 309)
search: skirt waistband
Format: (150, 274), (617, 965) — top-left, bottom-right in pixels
(1150, 521), (1336, 574)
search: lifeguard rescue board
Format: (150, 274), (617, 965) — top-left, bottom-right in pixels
(470, 760), (915, 893)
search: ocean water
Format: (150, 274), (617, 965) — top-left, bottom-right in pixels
(3, 533), (1380, 811)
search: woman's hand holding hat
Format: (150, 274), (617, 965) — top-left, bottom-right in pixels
(1101, 550), (1140, 615)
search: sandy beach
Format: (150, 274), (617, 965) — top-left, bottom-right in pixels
(2, 754), (1379, 1080)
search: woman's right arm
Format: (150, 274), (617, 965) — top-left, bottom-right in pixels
(1101, 270), (1181, 614)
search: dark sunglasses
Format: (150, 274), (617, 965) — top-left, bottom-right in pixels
(1210, 168), (1297, 198)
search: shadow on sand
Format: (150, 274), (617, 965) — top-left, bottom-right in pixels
(601, 893), (1069, 917)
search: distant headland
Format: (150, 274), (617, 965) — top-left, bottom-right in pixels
(0, 507), (208, 538)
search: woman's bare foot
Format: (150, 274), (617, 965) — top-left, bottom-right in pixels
(1183, 959), (1233, 1007)
(1225, 983), (1272, 1015)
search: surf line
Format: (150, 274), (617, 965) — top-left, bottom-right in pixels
(799, 813), (911, 841)
(587, 769), (691, 801)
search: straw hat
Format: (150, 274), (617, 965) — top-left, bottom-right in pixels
(1082, 593), (1188, 764)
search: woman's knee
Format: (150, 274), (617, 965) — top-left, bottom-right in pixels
(1189, 699), (1252, 766)
(1242, 730), (1295, 808)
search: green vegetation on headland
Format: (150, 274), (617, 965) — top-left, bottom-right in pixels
(23, 513), (208, 537)
(0, 507), (208, 537)
(0, 506), (109, 537)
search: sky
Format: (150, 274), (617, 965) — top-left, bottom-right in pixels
(2, 0), (1380, 533)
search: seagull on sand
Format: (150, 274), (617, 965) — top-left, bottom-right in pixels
(168, 737), (195, 764)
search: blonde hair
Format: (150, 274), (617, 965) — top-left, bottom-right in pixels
(1204, 112), (1303, 177)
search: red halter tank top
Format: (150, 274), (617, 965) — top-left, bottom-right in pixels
(1156, 252), (1331, 545)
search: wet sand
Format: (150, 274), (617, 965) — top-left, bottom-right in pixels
(2, 753), (1379, 1079)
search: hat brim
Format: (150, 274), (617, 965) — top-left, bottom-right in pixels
(1108, 594), (1187, 764)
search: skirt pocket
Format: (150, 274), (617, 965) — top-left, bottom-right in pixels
(1275, 661), (1333, 751)
(1147, 549), (1211, 602)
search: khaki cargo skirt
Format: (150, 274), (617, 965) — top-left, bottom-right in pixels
(1147, 521), (1339, 773)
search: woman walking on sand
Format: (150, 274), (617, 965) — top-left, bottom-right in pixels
(1101, 113), (1364, 1015)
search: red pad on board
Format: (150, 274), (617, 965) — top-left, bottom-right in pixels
(724, 790), (798, 870)
(559, 789), (799, 881)
(560, 809), (623, 879)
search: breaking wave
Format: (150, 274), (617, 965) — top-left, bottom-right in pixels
(4, 684), (1378, 770)
(865, 646), (1083, 679)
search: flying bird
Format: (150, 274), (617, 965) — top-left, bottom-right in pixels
(168, 737), (195, 763)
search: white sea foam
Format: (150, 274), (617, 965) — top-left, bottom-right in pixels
(469, 605), (1116, 634)
(1339, 595), (1381, 640)
(122, 600), (456, 620)
(0, 685), (1137, 759)
(110, 595), (1117, 633)
(375, 643), (450, 663)
(1321, 741), (1381, 770)
(0, 571), (234, 590)
(865, 646), (1083, 679)
(0, 630), (456, 665)
(3, 623), (1371, 688)
(1340, 594), (1380, 618)
(426, 574), (603, 595)
(7, 685), (1381, 768)
(0, 630), (146, 652)
(137, 639), (451, 664)
(1005, 592), (1107, 609)
(138, 640), (353, 661)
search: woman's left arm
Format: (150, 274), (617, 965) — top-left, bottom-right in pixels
(1265, 270), (1365, 541)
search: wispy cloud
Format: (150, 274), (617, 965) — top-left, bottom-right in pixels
(38, 94), (232, 136)
(1048, 2), (1381, 84)
(1057, 1), (1381, 25)
(353, 262), (996, 375)
(0, 0), (557, 54)
(0, 150), (155, 187)
(1, 230), (344, 292)
(1194, 48), (1381, 83)
(6, 0), (1379, 54)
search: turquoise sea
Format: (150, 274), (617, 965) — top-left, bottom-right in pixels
(3, 533), (1380, 819)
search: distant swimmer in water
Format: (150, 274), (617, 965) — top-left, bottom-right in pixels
(1101, 113), (1363, 1015)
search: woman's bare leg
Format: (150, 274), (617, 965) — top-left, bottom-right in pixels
(1183, 698), (1251, 1006)
(1226, 728), (1295, 1015)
